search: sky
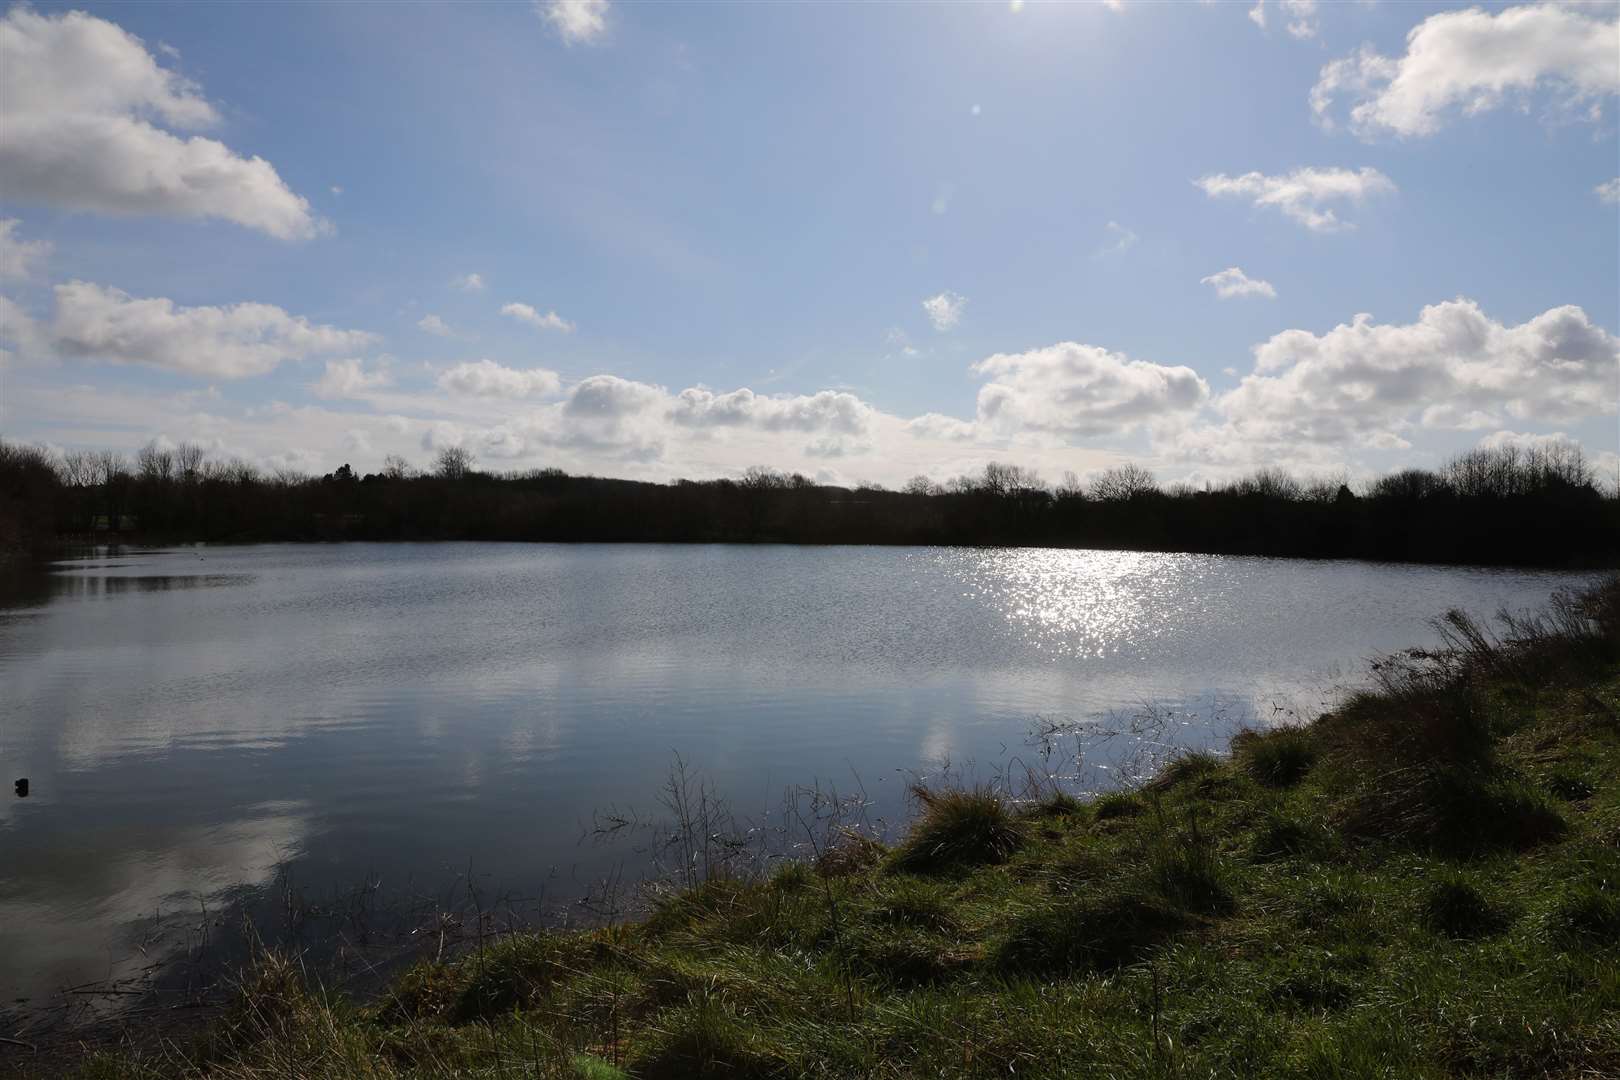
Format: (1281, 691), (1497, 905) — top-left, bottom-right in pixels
(0, 0), (1617, 488)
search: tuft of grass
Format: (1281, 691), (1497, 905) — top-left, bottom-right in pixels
(1235, 725), (1318, 787)
(866, 877), (959, 933)
(1145, 803), (1233, 914)
(1024, 790), (1084, 818)
(1341, 766), (1567, 854)
(634, 997), (786, 1079)
(1420, 875), (1510, 938)
(1146, 750), (1222, 793)
(1546, 766), (1597, 802)
(1552, 882), (1620, 944)
(891, 784), (1023, 874)
(1092, 790), (1142, 820)
(996, 892), (1187, 975)
(1251, 810), (1335, 862)
(816, 828), (887, 878)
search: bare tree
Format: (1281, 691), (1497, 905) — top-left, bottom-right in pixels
(902, 475), (938, 496)
(382, 454), (413, 480)
(1089, 463), (1158, 502)
(136, 441), (175, 482)
(175, 441), (206, 483)
(740, 465), (788, 490)
(59, 449), (98, 488)
(434, 445), (475, 480)
(981, 462), (1041, 497)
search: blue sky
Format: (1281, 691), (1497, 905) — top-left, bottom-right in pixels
(1, 0), (1616, 486)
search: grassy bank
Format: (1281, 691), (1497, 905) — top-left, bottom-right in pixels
(36, 581), (1620, 1079)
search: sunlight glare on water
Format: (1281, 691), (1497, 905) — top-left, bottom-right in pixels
(936, 549), (1204, 659)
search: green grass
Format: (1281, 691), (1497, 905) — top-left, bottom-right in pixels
(37, 581), (1620, 1079)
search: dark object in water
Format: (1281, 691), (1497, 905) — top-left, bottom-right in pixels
(13, 779), (26, 797)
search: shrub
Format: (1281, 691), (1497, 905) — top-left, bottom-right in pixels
(1420, 876), (1509, 938)
(1235, 726), (1319, 787)
(891, 785), (1023, 873)
(997, 893), (1187, 974)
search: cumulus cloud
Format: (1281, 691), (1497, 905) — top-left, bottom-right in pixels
(1311, 4), (1620, 138)
(0, 8), (321, 239)
(1598, 177), (1620, 204)
(436, 359), (562, 398)
(904, 413), (978, 442)
(972, 343), (1209, 438)
(1216, 299), (1619, 450)
(538, 0), (609, 45)
(0, 218), (51, 280)
(1195, 166), (1395, 232)
(501, 302), (574, 332)
(41, 280), (378, 378)
(451, 272), (486, 292)
(922, 291), (966, 331)
(1200, 267), (1277, 300)
(669, 387), (873, 434)
(417, 314), (453, 337)
(311, 358), (392, 399)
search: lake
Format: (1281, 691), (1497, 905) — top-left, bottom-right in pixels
(0, 543), (1600, 1011)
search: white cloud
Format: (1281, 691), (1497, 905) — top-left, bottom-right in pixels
(1200, 266), (1277, 300)
(1094, 220), (1137, 257)
(885, 327), (919, 357)
(1311, 4), (1620, 138)
(451, 272), (486, 292)
(1216, 299), (1619, 450)
(0, 8), (321, 240)
(1195, 166), (1395, 232)
(0, 219), (51, 281)
(501, 302), (575, 332)
(972, 342), (1209, 438)
(669, 387), (873, 434)
(311, 358), (392, 399)
(563, 373), (665, 418)
(904, 413), (978, 442)
(437, 359), (562, 398)
(417, 314), (453, 337)
(538, 0), (609, 45)
(39, 280), (378, 378)
(1598, 177), (1620, 204)
(1248, 0), (1318, 39)
(922, 291), (966, 332)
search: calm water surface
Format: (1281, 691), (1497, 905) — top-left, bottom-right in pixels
(0, 543), (1599, 1005)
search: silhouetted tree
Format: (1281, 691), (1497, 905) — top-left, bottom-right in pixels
(434, 446), (475, 480)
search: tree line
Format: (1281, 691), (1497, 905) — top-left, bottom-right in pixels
(1, 439), (1615, 567)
